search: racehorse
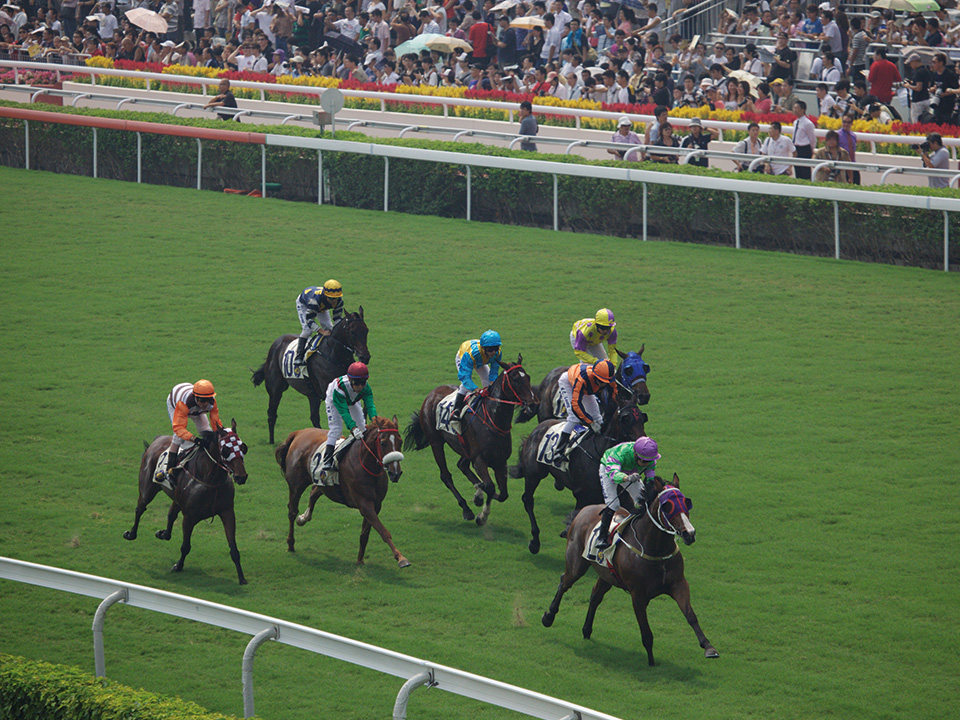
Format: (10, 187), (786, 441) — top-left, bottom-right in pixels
(123, 421), (250, 585)
(510, 404), (648, 554)
(516, 347), (651, 424)
(275, 416), (410, 568)
(541, 474), (719, 665)
(403, 356), (536, 526)
(251, 309), (371, 444)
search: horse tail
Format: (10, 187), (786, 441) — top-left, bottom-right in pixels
(403, 413), (429, 452)
(509, 434), (531, 479)
(275, 431), (297, 473)
(251, 363), (266, 387)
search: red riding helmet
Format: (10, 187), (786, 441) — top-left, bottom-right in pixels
(347, 362), (369, 381)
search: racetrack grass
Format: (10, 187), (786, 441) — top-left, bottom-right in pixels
(0, 165), (957, 720)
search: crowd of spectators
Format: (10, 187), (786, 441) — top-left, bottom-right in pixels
(1, 0), (956, 185)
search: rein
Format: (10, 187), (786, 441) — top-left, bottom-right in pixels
(613, 489), (683, 563)
(359, 428), (402, 476)
(467, 366), (527, 435)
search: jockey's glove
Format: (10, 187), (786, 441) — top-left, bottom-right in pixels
(351, 427), (363, 440)
(624, 473), (642, 484)
(589, 422), (602, 434)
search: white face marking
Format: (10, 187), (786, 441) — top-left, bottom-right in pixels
(677, 513), (695, 535)
(518, 371), (527, 379)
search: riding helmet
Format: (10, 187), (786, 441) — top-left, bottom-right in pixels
(633, 436), (661, 463)
(322, 279), (343, 298)
(591, 360), (616, 384)
(480, 330), (501, 348)
(193, 379), (216, 398)
(594, 308), (616, 329)
(347, 361), (369, 381)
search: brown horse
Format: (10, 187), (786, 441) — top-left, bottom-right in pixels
(541, 474), (719, 665)
(403, 356), (536, 526)
(509, 404), (648, 554)
(123, 421), (250, 585)
(275, 416), (410, 567)
(251, 309), (371, 443)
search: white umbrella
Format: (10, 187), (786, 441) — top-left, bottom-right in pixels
(125, 7), (168, 34)
(491, 0), (521, 10)
(871, 0), (939, 10)
(510, 16), (546, 29)
(424, 35), (473, 53)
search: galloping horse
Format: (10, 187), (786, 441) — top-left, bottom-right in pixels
(403, 356), (536, 526)
(124, 421), (250, 585)
(251, 308), (371, 443)
(516, 347), (651, 424)
(541, 475), (719, 665)
(275, 416), (410, 567)
(510, 404), (648, 554)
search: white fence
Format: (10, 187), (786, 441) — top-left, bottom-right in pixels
(0, 556), (621, 720)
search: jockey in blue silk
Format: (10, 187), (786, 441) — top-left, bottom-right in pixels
(452, 330), (502, 423)
(294, 279), (344, 367)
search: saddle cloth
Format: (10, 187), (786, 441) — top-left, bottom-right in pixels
(435, 390), (481, 434)
(281, 335), (322, 381)
(581, 514), (631, 566)
(535, 423), (587, 472)
(309, 436), (353, 486)
(551, 386), (565, 418)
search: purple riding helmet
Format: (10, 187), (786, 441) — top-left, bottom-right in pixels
(634, 436), (661, 463)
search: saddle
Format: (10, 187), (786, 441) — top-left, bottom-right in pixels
(535, 423), (586, 472)
(310, 436), (355, 486)
(437, 390), (482, 435)
(282, 335), (323, 381)
(582, 513), (633, 565)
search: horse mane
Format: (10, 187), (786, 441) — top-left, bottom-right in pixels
(368, 415), (395, 430)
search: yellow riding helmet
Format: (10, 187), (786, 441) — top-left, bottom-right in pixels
(322, 279), (343, 298)
(595, 308), (616, 329)
(193, 379), (216, 398)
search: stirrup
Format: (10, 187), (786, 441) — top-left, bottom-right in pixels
(154, 470), (174, 491)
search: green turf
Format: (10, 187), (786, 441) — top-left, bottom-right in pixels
(0, 165), (958, 720)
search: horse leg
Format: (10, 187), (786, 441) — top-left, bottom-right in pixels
(357, 517), (372, 566)
(522, 471), (547, 554)
(432, 442), (474, 522)
(309, 394), (322, 429)
(492, 462), (509, 504)
(356, 499), (411, 568)
(296, 485), (324, 526)
(631, 592), (656, 666)
(542, 553), (591, 627)
(287, 481), (308, 551)
(581, 578), (613, 639)
(220, 508), (247, 585)
(267, 389), (283, 445)
(124, 487), (158, 541)
(156, 502), (180, 541)
(172, 516), (197, 574)
(670, 577), (719, 659)
(456, 457), (494, 526)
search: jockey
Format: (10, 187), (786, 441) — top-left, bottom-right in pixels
(294, 279), (344, 367)
(571, 308), (620, 368)
(316, 361), (377, 483)
(155, 379), (223, 489)
(556, 359), (617, 456)
(452, 330), (502, 423)
(596, 436), (660, 551)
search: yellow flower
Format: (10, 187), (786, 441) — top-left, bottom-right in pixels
(85, 56), (114, 69)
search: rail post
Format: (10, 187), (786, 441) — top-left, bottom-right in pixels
(393, 670), (433, 720)
(384, 157), (389, 212)
(317, 150), (323, 205)
(945, 211), (950, 272)
(466, 165), (471, 222)
(261, 145), (266, 197)
(92, 588), (128, 677)
(136, 132), (141, 183)
(242, 626), (279, 719)
(734, 191), (740, 249)
(24, 119), (29, 170)
(833, 201), (840, 260)
(642, 182), (647, 242)
(196, 138), (202, 190)
(553, 174), (558, 231)
(92, 127), (97, 179)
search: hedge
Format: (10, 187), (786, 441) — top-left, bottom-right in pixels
(0, 654), (243, 720)
(1, 100), (956, 269)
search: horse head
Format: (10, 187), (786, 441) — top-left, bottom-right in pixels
(337, 306), (371, 364)
(652, 473), (695, 545)
(495, 354), (537, 406)
(216, 419), (249, 485)
(369, 415), (404, 483)
(616, 346), (651, 406)
(611, 405), (648, 441)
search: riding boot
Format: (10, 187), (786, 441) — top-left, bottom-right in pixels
(154, 447), (179, 489)
(452, 392), (467, 423)
(293, 336), (308, 367)
(596, 507), (616, 551)
(315, 444), (335, 486)
(556, 431), (572, 457)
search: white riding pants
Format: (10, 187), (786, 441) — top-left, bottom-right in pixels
(297, 296), (332, 337)
(599, 467), (643, 511)
(166, 394), (211, 448)
(325, 393), (366, 446)
(557, 373), (601, 433)
(569, 330), (608, 362)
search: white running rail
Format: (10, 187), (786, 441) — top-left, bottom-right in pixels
(0, 556), (621, 720)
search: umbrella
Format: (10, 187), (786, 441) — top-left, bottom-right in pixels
(509, 16), (546, 29)
(393, 32), (438, 58)
(323, 31), (364, 56)
(727, 69), (762, 91)
(424, 35), (473, 53)
(125, 7), (168, 34)
(491, 0), (520, 9)
(871, 0), (939, 10)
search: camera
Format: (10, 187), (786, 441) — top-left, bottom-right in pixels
(929, 86), (944, 108)
(914, 141), (931, 152)
(891, 81), (905, 89)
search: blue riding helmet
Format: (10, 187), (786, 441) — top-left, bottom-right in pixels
(480, 330), (501, 348)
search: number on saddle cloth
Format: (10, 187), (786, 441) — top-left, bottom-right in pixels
(535, 424), (585, 469)
(282, 337), (315, 380)
(309, 436), (354, 485)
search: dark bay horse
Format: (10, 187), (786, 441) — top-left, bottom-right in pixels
(516, 347), (652, 424)
(275, 416), (410, 567)
(403, 356), (536, 526)
(251, 308), (371, 443)
(541, 474), (719, 665)
(124, 421), (250, 585)
(510, 404), (648, 554)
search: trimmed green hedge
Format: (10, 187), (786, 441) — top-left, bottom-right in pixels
(0, 654), (243, 720)
(1, 100), (956, 268)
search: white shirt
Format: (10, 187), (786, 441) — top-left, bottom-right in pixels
(98, 13), (118, 39)
(792, 114), (817, 148)
(420, 18), (440, 35)
(761, 134), (796, 174)
(335, 17), (361, 40)
(818, 93), (836, 116)
(744, 57), (762, 76)
(542, 24), (562, 60)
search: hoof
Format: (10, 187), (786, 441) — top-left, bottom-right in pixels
(473, 493), (484, 507)
(496, 492), (508, 503)
(541, 613), (554, 627)
(559, 528), (568, 539)
(554, 478), (564, 491)
(528, 539), (540, 554)
(295, 514), (308, 526)
(398, 558), (412, 568)
(123, 531), (136, 541)
(705, 647), (720, 659)
(155, 530), (171, 541)
(171, 563), (183, 573)
(239, 577), (248, 586)
(462, 508), (475, 522)
(476, 515), (488, 527)
(287, 545), (295, 552)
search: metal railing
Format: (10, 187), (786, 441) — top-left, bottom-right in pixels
(0, 556), (621, 720)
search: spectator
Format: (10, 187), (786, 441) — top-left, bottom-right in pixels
(766, 31), (796, 83)
(679, 117), (719, 168)
(837, 114), (860, 185)
(494, 15), (517, 67)
(644, 104), (669, 145)
(931, 52), (958, 125)
(818, 9), (842, 57)
(755, 82), (773, 112)
(868, 102), (892, 124)
(741, 43), (762, 76)
(518, 100), (538, 151)
(648, 123), (679, 163)
(468, 10), (492, 68)
(608, 115), (642, 161)
(867, 47), (901, 107)
(651, 72), (671, 106)
(204, 77), (238, 121)
(847, 17), (867, 79)
(813, 130), (851, 183)
(850, 80), (879, 118)
(920, 132), (949, 188)
(810, 47), (842, 83)
(832, 80), (855, 118)
(761, 121), (796, 176)
(677, 74), (703, 108)
(792, 100), (816, 180)
(772, 76), (799, 114)
(799, 4), (822, 49)
(732, 122), (763, 172)
(816, 83), (836, 117)
(904, 53), (932, 123)
(541, 12), (561, 65)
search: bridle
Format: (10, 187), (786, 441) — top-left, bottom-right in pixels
(615, 487), (689, 564)
(315, 317), (368, 364)
(181, 431), (246, 486)
(359, 426), (402, 476)
(469, 365), (530, 436)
